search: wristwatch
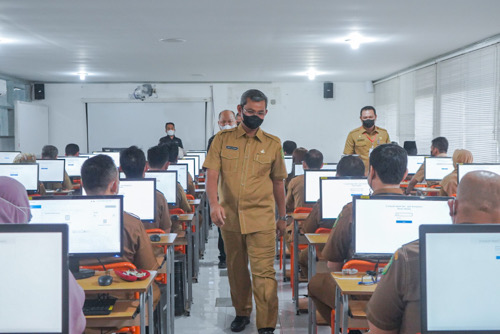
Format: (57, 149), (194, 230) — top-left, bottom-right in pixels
(278, 215), (289, 221)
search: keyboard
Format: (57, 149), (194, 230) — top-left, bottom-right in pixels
(83, 298), (117, 316)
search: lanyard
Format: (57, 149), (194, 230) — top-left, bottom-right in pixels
(364, 132), (377, 144)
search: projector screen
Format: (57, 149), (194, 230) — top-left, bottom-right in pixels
(86, 102), (207, 152)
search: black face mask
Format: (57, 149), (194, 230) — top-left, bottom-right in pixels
(362, 119), (375, 128)
(242, 114), (264, 129)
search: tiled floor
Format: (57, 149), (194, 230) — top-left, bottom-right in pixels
(175, 228), (331, 334)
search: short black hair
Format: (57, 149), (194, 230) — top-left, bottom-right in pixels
(41, 145), (58, 159)
(304, 149), (323, 169)
(336, 155), (365, 177)
(240, 89), (268, 108)
(431, 137), (448, 153)
(360, 106), (377, 116)
(403, 141), (417, 156)
(292, 147), (308, 164)
(81, 155), (117, 194)
(369, 144), (407, 184)
(120, 146), (146, 178)
(283, 141), (297, 155)
(165, 122), (175, 128)
(65, 143), (80, 156)
(148, 145), (170, 169)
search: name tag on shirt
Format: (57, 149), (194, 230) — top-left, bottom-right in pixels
(226, 146), (239, 151)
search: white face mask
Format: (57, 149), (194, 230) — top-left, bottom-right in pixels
(167, 130), (175, 136)
(219, 124), (236, 131)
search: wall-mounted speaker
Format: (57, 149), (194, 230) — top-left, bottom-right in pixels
(34, 84), (45, 100)
(323, 82), (334, 99)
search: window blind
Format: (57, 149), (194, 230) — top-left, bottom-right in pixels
(374, 78), (399, 143)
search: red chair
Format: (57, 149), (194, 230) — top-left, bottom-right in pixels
(146, 229), (167, 284)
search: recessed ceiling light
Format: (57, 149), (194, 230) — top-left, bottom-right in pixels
(159, 38), (186, 43)
(306, 68), (318, 80)
(77, 72), (87, 80)
(344, 32), (375, 50)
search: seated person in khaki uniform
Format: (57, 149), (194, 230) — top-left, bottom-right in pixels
(65, 143), (80, 156)
(13, 153), (47, 195)
(285, 147), (307, 190)
(41, 145), (73, 190)
(297, 155), (365, 278)
(120, 145), (172, 233)
(439, 149), (473, 196)
(283, 140), (297, 156)
(405, 136), (448, 194)
(367, 170), (500, 334)
(308, 144), (408, 322)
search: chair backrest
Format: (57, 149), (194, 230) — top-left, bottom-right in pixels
(146, 228), (165, 234)
(315, 227), (331, 234)
(81, 261), (137, 271)
(342, 260), (387, 272)
(170, 208), (185, 215)
(294, 207), (313, 214)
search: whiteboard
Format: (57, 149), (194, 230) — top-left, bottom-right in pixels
(14, 101), (49, 154)
(87, 102), (207, 152)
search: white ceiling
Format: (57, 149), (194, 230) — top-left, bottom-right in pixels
(0, 1), (499, 83)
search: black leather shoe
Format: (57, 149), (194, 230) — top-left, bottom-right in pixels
(218, 260), (227, 269)
(230, 316), (250, 332)
(258, 328), (274, 334)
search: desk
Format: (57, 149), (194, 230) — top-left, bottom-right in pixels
(305, 233), (329, 334)
(179, 213), (195, 312)
(78, 270), (157, 333)
(289, 212), (309, 315)
(332, 273), (376, 334)
(152, 233), (177, 334)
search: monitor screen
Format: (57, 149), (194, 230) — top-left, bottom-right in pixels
(38, 159), (65, 183)
(304, 169), (337, 203)
(457, 163), (500, 184)
(407, 155), (426, 175)
(352, 196), (452, 259)
(420, 224), (500, 333)
(168, 164), (188, 192)
(92, 151), (120, 167)
(186, 151), (206, 170)
(0, 151), (21, 164)
(0, 224), (68, 333)
(145, 171), (177, 204)
(29, 196), (123, 257)
(320, 177), (370, 220)
(184, 155), (200, 176)
(0, 163), (39, 191)
(180, 157), (196, 178)
(424, 157), (454, 181)
(284, 156), (293, 174)
(58, 156), (88, 177)
(294, 163), (304, 176)
(321, 163), (337, 170)
(102, 147), (126, 152)
(119, 179), (156, 221)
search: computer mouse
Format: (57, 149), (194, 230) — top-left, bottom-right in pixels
(150, 234), (161, 242)
(98, 275), (113, 286)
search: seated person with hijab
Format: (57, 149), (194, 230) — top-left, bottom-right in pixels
(439, 149), (473, 196)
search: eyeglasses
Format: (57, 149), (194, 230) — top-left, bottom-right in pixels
(243, 108), (266, 117)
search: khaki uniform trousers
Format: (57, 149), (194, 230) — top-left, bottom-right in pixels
(308, 272), (336, 321)
(221, 228), (278, 329)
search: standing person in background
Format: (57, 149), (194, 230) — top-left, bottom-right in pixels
(235, 113), (242, 126)
(204, 89), (288, 334)
(65, 143), (80, 156)
(343, 106), (391, 174)
(159, 122), (184, 149)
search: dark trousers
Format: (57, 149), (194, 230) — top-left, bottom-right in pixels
(218, 227), (226, 262)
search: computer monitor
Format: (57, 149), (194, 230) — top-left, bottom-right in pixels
(102, 147), (126, 152)
(184, 155), (200, 176)
(457, 163), (500, 184)
(0, 224), (69, 333)
(92, 151), (120, 167)
(181, 157), (197, 178)
(145, 171), (177, 204)
(186, 151), (207, 169)
(0, 151), (21, 164)
(420, 224), (500, 333)
(321, 163), (337, 170)
(294, 163), (304, 176)
(119, 178), (156, 222)
(58, 156), (88, 177)
(168, 164), (188, 192)
(352, 195), (452, 259)
(38, 159), (65, 183)
(320, 177), (370, 220)
(424, 157), (454, 181)
(304, 169), (337, 203)
(284, 156), (293, 174)
(0, 163), (39, 192)
(407, 155), (427, 175)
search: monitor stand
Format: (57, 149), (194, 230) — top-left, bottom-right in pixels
(69, 257), (95, 280)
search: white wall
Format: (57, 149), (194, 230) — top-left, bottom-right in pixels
(35, 82), (373, 162)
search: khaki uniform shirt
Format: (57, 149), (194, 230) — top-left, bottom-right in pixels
(286, 174), (314, 213)
(366, 240), (420, 334)
(322, 187), (404, 263)
(187, 173), (196, 197)
(343, 126), (390, 173)
(412, 152), (447, 184)
(142, 190), (172, 232)
(169, 182), (192, 214)
(439, 169), (457, 196)
(203, 125), (288, 234)
(45, 171), (73, 190)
